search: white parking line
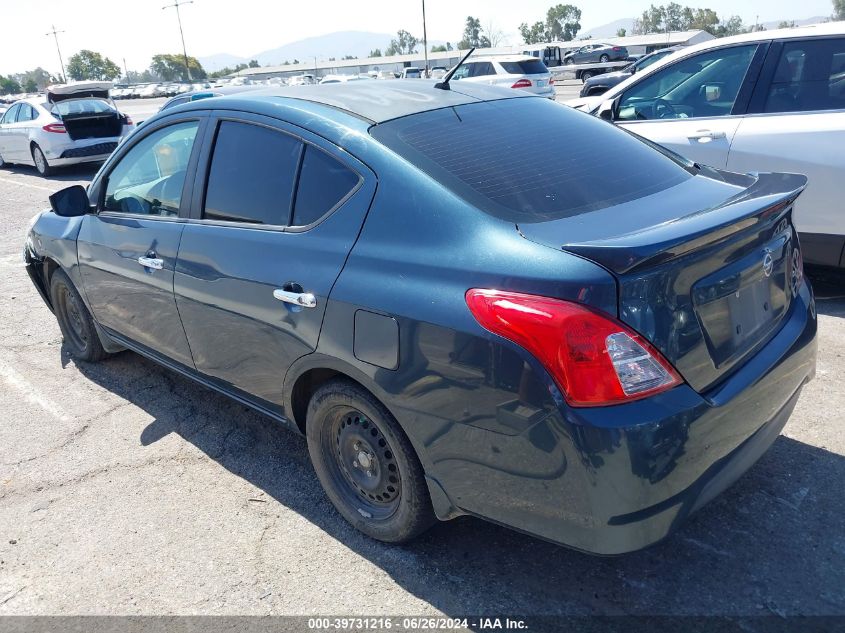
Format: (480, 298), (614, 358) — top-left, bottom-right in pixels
(0, 177), (57, 193)
(0, 358), (70, 422)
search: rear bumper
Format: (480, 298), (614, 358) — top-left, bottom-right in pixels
(432, 281), (817, 554)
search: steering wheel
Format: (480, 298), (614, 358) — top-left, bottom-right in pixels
(651, 98), (678, 120)
(118, 194), (151, 215)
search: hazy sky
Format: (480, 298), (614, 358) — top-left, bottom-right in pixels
(0, 0), (836, 75)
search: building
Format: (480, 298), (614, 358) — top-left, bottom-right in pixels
(232, 30), (714, 81)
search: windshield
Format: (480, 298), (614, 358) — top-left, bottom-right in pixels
(636, 50), (672, 71)
(371, 97), (692, 223)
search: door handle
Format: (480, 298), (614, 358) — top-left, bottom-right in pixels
(273, 288), (317, 308)
(138, 256), (163, 270)
(688, 130), (726, 141)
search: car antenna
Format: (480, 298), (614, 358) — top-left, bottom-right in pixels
(434, 47), (475, 91)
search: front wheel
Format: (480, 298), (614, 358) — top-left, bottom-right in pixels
(50, 269), (108, 362)
(599, 54), (610, 62)
(581, 70), (594, 81)
(307, 379), (435, 543)
(31, 144), (54, 177)
(564, 57), (574, 65)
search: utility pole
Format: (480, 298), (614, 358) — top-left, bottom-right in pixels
(162, 0), (194, 81)
(45, 25), (67, 83)
(422, 0), (429, 77)
(123, 57), (129, 82)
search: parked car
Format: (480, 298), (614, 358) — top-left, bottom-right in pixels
(320, 74), (369, 84)
(289, 74), (316, 86)
(400, 67), (422, 79)
(563, 43), (629, 65)
(429, 66), (448, 79)
(25, 81), (816, 555)
(376, 70), (398, 80)
(450, 55), (555, 98)
(579, 46), (681, 96)
(158, 85), (266, 112)
(568, 22), (845, 269)
(0, 82), (134, 176)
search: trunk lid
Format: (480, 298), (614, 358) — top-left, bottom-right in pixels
(50, 97), (124, 141)
(46, 81), (112, 102)
(518, 170), (807, 392)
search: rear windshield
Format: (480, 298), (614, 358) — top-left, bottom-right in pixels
(500, 60), (548, 75)
(51, 99), (115, 117)
(370, 97), (693, 222)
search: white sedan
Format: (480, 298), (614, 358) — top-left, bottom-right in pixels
(566, 22), (845, 268)
(0, 82), (134, 176)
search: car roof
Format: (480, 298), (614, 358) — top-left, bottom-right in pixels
(600, 21), (845, 100)
(472, 55), (538, 63)
(199, 81), (533, 124)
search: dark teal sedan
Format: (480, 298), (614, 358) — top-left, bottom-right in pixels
(23, 81), (816, 554)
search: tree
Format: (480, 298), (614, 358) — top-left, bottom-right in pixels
(66, 50), (121, 81)
(484, 21), (505, 47)
(150, 53), (207, 81)
(457, 16), (490, 49)
(23, 79), (38, 92)
(248, 59), (260, 68)
(369, 48), (383, 57)
(546, 4), (582, 40)
(778, 20), (797, 28)
(834, 0), (845, 20)
(714, 15), (744, 37)
(15, 68), (56, 91)
(385, 30), (418, 55)
(0, 75), (22, 95)
(616, 27), (627, 37)
(343, 55), (357, 60)
(519, 21), (548, 44)
(687, 8), (720, 34)
(431, 44), (447, 52)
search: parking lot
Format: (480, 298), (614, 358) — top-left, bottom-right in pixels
(1, 147), (844, 621)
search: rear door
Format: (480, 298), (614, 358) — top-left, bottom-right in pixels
(173, 113), (376, 414)
(727, 36), (845, 266)
(0, 104), (22, 159)
(615, 43), (766, 168)
(77, 114), (207, 367)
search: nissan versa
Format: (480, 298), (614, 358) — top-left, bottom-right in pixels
(23, 81), (817, 554)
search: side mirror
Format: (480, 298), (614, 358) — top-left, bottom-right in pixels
(49, 185), (92, 217)
(597, 97), (618, 122)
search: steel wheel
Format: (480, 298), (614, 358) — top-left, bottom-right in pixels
(307, 379), (435, 543)
(599, 54), (610, 62)
(330, 408), (401, 520)
(56, 284), (89, 353)
(49, 269), (107, 362)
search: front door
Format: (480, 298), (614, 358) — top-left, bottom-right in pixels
(77, 117), (205, 367)
(614, 43), (763, 169)
(174, 115), (375, 413)
(0, 104), (23, 161)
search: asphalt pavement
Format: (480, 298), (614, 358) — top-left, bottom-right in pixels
(0, 118), (844, 622)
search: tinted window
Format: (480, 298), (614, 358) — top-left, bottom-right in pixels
(636, 50), (673, 71)
(500, 60), (548, 75)
(204, 121), (301, 225)
(104, 121), (198, 216)
(764, 38), (845, 113)
(371, 98), (692, 223)
(618, 44), (757, 120)
(292, 146), (359, 226)
(471, 62), (495, 77)
(452, 64), (471, 80)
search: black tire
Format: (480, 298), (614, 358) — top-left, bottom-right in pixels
(50, 269), (108, 362)
(31, 144), (54, 176)
(564, 57), (574, 65)
(581, 70), (594, 81)
(599, 54), (610, 63)
(306, 379), (435, 543)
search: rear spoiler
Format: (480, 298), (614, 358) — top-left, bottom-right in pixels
(559, 172), (807, 274)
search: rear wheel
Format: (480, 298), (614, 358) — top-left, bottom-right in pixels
(581, 70), (595, 81)
(306, 379), (435, 543)
(599, 54), (610, 62)
(50, 269), (107, 362)
(31, 144), (54, 177)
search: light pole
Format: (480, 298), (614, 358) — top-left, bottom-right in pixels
(45, 25), (67, 82)
(162, 0), (194, 82)
(422, 0), (429, 77)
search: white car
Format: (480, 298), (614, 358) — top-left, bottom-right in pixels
(0, 82), (134, 176)
(400, 67), (422, 79)
(450, 55), (555, 98)
(289, 74), (316, 86)
(567, 22), (845, 268)
(319, 74), (369, 84)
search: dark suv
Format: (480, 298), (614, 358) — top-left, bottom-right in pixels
(24, 82), (816, 554)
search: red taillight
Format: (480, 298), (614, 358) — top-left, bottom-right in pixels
(124, 115), (133, 125)
(548, 77), (555, 85)
(511, 78), (533, 89)
(42, 123), (66, 134)
(465, 289), (682, 407)
(612, 46), (622, 51)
